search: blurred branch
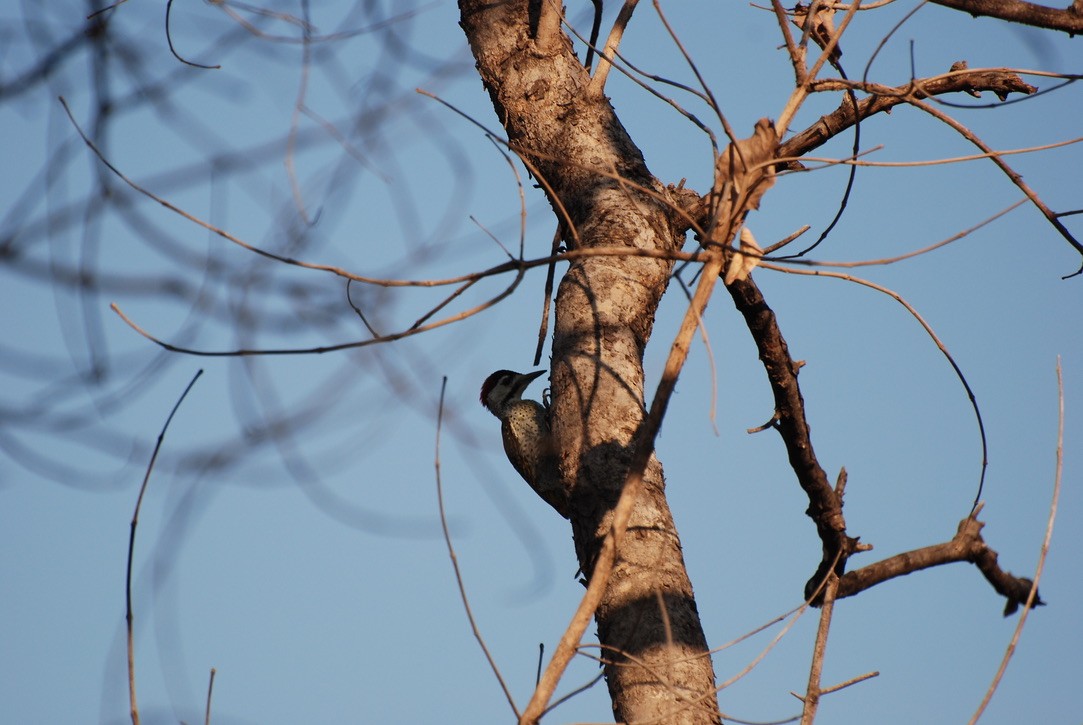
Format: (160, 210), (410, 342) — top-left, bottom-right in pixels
(204, 668), (216, 725)
(0, 24), (95, 99)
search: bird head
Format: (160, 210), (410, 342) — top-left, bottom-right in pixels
(480, 369), (545, 417)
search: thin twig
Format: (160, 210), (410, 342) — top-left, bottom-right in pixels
(707, 555), (840, 705)
(770, 199), (1025, 269)
(469, 214), (517, 260)
(204, 667), (216, 725)
(345, 279), (382, 337)
(110, 267), (524, 356)
(707, 602), (806, 657)
(88, 0), (129, 19)
(782, 1), (863, 259)
(534, 226), (561, 367)
(776, 0), (861, 137)
(771, 0), (806, 85)
(761, 225), (811, 256)
(673, 270), (721, 434)
(409, 278), (482, 330)
(542, 671), (605, 715)
(652, 0), (739, 149)
(761, 263), (989, 511)
(434, 377), (520, 718)
(904, 95), (1083, 274)
(483, 134), (530, 259)
(714, 601), (808, 693)
(165, 0), (221, 69)
(564, 25), (720, 157)
(583, 0), (603, 72)
(967, 358), (1063, 723)
(785, 135), (1083, 169)
(126, 369), (203, 725)
(819, 670), (879, 696)
(800, 573), (839, 724)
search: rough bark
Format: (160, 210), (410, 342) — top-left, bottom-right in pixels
(929, 0), (1083, 35)
(458, 1), (719, 721)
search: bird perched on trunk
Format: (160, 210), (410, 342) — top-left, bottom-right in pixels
(480, 369), (567, 517)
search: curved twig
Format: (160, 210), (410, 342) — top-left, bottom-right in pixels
(165, 0), (221, 69)
(127, 369), (203, 725)
(761, 262), (989, 512)
(434, 377), (520, 718)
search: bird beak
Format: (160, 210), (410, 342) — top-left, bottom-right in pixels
(516, 369), (546, 394)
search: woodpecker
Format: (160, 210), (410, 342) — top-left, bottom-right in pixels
(480, 369), (566, 516)
(480, 369), (549, 482)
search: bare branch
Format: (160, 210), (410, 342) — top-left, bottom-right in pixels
(760, 264), (989, 515)
(533, 226), (562, 367)
(834, 511), (1046, 615)
(127, 370), (203, 725)
(108, 268), (525, 357)
(801, 572), (839, 724)
(930, 0), (1083, 35)
(588, 0), (641, 95)
(776, 0), (861, 137)
(771, 0), (806, 85)
(723, 274), (852, 602)
(968, 359), (1063, 722)
(653, 0), (740, 152)
(534, 0), (564, 54)
(165, 0), (221, 69)
(203, 668), (216, 725)
(820, 670), (880, 696)
(583, 0), (604, 72)
(434, 377), (520, 718)
(772, 199), (1025, 268)
(781, 68), (1038, 160)
(779, 69), (1083, 270)
(902, 93), (1083, 273)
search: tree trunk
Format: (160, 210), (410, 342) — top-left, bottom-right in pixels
(458, 2), (719, 721)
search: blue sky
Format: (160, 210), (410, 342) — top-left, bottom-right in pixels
(1, 2), (1080, 723)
